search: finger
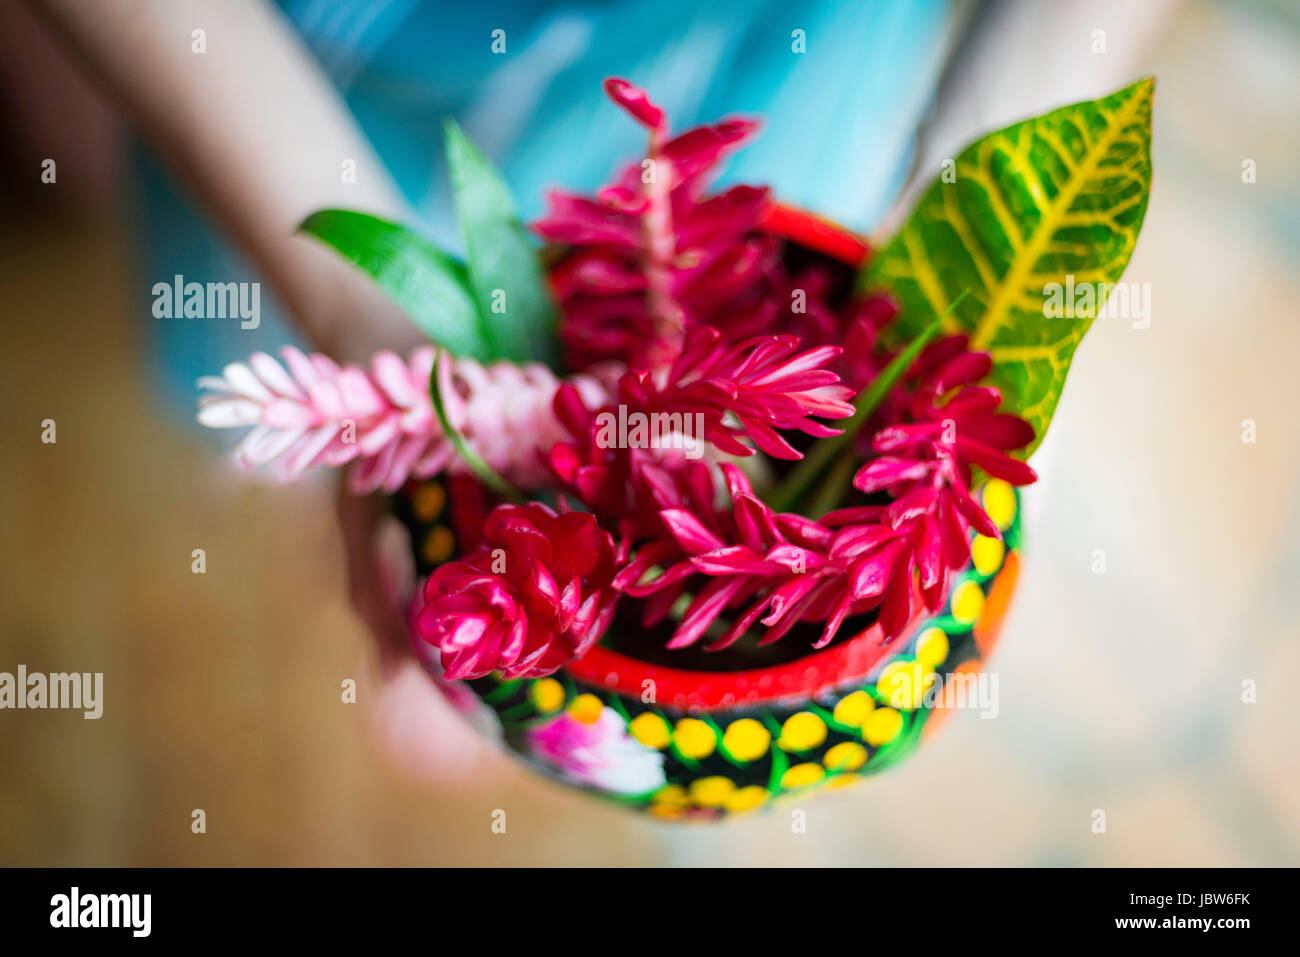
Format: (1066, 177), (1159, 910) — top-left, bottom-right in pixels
(335, 486), (410, 678)
(337, 484), (492, 783)
(367, 658), (489, 784)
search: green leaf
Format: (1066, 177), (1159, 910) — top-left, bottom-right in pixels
(443, 119), (560, 367)
(298, 209), (492, 359)
(429, 352), (525, 503)
(861, 77), (1154, 456)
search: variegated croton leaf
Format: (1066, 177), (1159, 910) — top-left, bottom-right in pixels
(862, 77), (1155, 456)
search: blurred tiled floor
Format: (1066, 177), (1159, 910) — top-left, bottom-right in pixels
(1, 0), (1298, 865)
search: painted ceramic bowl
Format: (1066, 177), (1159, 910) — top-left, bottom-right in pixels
(398, 208), (1024, 819)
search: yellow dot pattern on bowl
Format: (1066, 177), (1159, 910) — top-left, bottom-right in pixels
(689, 776), (736, 808)
(914, 626), (949, 667)
(649, 784), (688, 818)
(971, 534), (1005, 576)
(724, 785), (769, 813)
(781, 762), (826, 790)
(833, 690), (875, 728)
(460, 472), (1019, 820)
(653, 784), (688, 807)
(649, 804), (684, 820)
(673, 718), (717, 760)
(567, 693), (604, 724)
(778, 711), (828, 751)
(412, 482), (447, 522)
(420, 525), (455, 565)
(862, 707), (903, 746)
(823, 741), (868, 772)
(950, 579), (985, 624)
(722, 718), (771, 762)
(629, 711), (671, 749)
(982, 478), (1017, 531)
(877, 660), (930, 711)
(528, 678), (565, 714)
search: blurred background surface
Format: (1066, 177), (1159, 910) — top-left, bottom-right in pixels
(1, 0), (1298, 865)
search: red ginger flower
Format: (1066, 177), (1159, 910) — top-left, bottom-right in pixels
(854, 333), (1037, 498)
(548, 322), (852, 533)
(619, 464), (922, 650)
(626, 324), (855, 459)
(841, 293), (902, 393)
(849, 334), (1037, 613)
(417, 504), (620, 680)
(536, 78), (778, 372)
(549, 378), (718, 543)
(620, 336), (1040, 653)
(549, 370), (731, 639)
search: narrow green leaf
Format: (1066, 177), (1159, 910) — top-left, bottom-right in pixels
(429, 352), (525, 503)
(298, 209), (491, 359)
(861, 77), (1155, 456)
(443, 119), (559, 367)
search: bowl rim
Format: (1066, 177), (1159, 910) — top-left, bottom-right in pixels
(565, 605), (921, 711)
(756, 201), (871, 268)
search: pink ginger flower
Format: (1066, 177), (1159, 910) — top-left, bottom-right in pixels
(416, 504), (620, 679)
(536, 77), (778, 372)
(197, 345), (609, 493)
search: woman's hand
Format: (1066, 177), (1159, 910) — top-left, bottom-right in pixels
(337, 489), (485, 783)
(31, 0), (484, 782)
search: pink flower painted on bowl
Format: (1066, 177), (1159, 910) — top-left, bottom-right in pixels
(525, 705), (665, 796)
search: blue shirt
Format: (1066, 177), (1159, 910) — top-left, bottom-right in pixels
(136, 0), (957, 414)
